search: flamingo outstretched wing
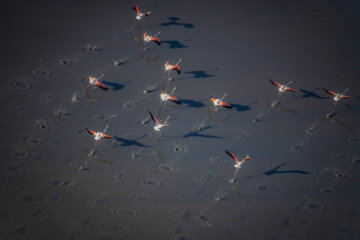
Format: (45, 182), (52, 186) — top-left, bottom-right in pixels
(285, 86), (296, 92)
(133, 5), (140, 14)
(269, 79), (282, 88)
(86, 128), (96, 136)
(323, 88), (337, 96)
(151, 37), (161, 45)
(103, 134), (113, 139)
(148, 110), (159, 124)
(95, 80), (108, 90)
(226, 150), (239, 163)
(221, 101), (232, 109)
(168, 96), (181, 104)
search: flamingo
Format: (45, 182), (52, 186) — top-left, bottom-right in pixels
(226, 150), (250, 183)
(226, 150), (250, 169)
(164, 59), (181, 74)
(211, 93), (232, 109)
(143, 32), (161, 46)
(269, 79), (296, 93)
(323, 88), (350, 102)
(86, 125), (113, 140)
(148, 110), (170, 131)
(133, 5), (151, 20)
(88, 74), (108, 90)
(160, 87), (181, 104)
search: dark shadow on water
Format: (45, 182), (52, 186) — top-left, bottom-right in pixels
(162, 40), (189, 49)
(102, 81), (130, 92)
(185, 70), (216, 79)
(183, 127), (224, 139)
(114, 135), (150, 148)
(160, 17), (194, 28)
(319, 114), (353, 130)
(300, 88), (327, 99)
(264, 163), (310, 176)
(180, 99), (205, 108)
(231, 104), (250, 112)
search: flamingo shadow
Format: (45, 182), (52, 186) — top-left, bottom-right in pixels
(300, 88), (327, 99)
(102, 81), (130, 92)
(114, 135), (150, 148)
(160, 17), (194, 28)
(162, 40), (189, 49)
(180, 99), (205, 108)
(264, 163), (310, 176)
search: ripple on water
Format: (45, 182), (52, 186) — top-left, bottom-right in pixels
(39, 92), (57, 103)
(174, 234), (191, 240)
(0, 214), (13, 229)
(0, 90), (10, 102)
(70, 161), (89, 172)
(172, 143), (184, 153)
(10, 104), (30, 115)
(277, 230), (304, 240)
(32, 67), (50, 77)
(29, 152), (49, 166)
(208, 156), (228, 166)
(26, 137), (43, 146)
(128, 192), (154, 205)
(114, 172), (127, 182)
(91, 236), (115, 240)
(69, 127), (87, 137)
(50, 139), (64, 146)
(0, 176), (9, 187)
(158, 163), (177, 173)
(195, 173), (216, 184)
(7, 224), (33, 239)
(288, 145), (302, 152)
(114, 207), (141, 220)
(331, 152), (350, 162)
(3, 161), (24, 175)
(42, 178), (74, 189)
(26, 206), (47, 218)
(103, 219), (134, 236)
(46, 192), (62, 204)
(351, 157), (360, 165)
(346, 194), (360, 208)
(317, 168), (348, 180)
(249, 182), (275, 195)
(88, 199), (106, 208)
(8, 79), (31, 90)
(347, 137), (360, 144)
(304, 200), (325, 211)
(55, 58), (72, 65)
(193, 215), (211, 227)
(10, 194), (38, 208)
(291, 215), (315, 228)
(75, 218), (93, 229)
(10, 149), (29, 160)
(168, 209), (191, 221)
(140, 177), (161, 189)
(320, 186), (336, 195)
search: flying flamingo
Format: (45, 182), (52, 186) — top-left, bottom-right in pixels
(148, 110), (170, 131)
(86, 125), (113, 156)
(160, 87), (181, 104)
(165, 59), (182, 74)
(143, 32), (161, 46)
(133, 5), (151, 20)
(226, 150), (250, 183)
(323, 88), (350, 102)
(211, 93), (232, 110)
(88, 74), (108, 90)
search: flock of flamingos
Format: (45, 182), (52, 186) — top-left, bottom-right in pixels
(83, 5), (351, 182)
